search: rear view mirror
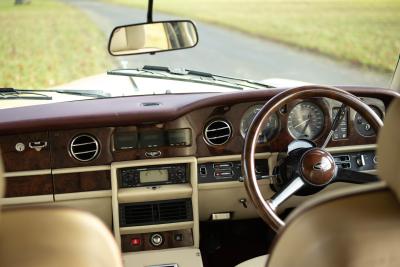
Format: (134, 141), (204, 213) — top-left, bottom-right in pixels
(108, 20), (198, 56)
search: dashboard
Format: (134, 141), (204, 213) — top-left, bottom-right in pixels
(0, 86), (397, 253)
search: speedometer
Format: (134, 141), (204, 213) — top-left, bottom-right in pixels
(240, 105), (279, 143)
(287, 102), (325, 140)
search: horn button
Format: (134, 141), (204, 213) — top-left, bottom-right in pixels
(300, 148), (336, 186)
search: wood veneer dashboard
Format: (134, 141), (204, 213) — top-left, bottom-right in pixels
(0, 86), (398, 199)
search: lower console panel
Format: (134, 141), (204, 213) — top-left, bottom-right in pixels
(121, 229), (194, 252)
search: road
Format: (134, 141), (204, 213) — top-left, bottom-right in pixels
(64, 0), (391, 87)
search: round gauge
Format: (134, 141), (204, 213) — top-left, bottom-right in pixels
(354, 106), (383, 137)
(287, 102), (325, 140)
(240, 105), (279, 142)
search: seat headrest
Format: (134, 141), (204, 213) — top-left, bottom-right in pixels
(377, 98), (400, 199)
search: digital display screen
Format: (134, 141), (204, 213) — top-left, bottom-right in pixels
(167, 129), (191, 146)
(115, 129), (191, 149)
(114, 132), (138, 150)
(140, 131), (165, 148)
(139, 169), (168, 183)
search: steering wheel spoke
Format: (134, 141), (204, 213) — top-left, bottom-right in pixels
(270, 176), (305, 210)
(335, 168), (379, 184)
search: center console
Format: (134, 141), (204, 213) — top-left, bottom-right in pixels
(111, 157), (199, 253)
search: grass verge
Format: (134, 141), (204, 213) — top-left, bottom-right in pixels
(104, 0), (400, 73)
(0, 0), (114, 89)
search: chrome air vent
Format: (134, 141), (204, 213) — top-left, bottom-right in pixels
(204, 120), (232, 146)
(70, 134), (99, 162)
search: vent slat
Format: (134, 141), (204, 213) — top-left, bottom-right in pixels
(71, 141), (96, 146)
(205, 126), (230, 132)
(207, 134), (231, 140)
(73, 150), (98, 155)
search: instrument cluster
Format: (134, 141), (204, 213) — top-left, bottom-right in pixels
(239, 98), (384, 144)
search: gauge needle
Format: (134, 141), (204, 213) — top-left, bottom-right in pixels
(301, 119), (311, 134)
(293, 119), (310, 129)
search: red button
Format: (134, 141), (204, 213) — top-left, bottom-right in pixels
(131, 238), (141, 246)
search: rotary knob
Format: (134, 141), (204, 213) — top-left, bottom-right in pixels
(150, 233), (163, 247)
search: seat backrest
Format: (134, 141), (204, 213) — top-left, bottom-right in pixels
(0, 153), (123, 267)
(267, 98), (400, 267)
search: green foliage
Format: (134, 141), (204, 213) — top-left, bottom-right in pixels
(0, 0), (114, 89)
(105, 0), (400, 72)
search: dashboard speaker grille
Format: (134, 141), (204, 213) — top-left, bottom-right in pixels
(204, 119), (232, 145)
(119, 199), (193, 227)
(70, 134), (99, 162)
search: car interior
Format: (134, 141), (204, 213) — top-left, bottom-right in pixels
(1, 1), (400, 267)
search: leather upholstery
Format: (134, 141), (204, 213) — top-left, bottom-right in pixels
(235, 255), (269, 267)
(267, 183), (400, 267)
(0, 154), (123, 267)
(0, 207), (123, 267)
(377, 99), (400, 200)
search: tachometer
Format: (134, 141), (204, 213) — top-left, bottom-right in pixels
(240, 105), (279, 143)
(287, 102), (325, 140)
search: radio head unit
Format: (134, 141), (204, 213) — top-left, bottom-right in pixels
(119, 164), (188, 188)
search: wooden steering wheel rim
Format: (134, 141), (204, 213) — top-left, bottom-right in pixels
(242, 85), (383, 232)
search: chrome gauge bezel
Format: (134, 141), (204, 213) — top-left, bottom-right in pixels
(240, 104), (280, 142)
(287, 101), (325, 140)
(353, 105), (383, 137)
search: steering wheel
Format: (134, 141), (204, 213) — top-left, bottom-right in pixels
(242, 85), (383, 232)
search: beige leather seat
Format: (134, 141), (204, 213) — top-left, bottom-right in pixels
(236, 255), (269, 267)
(237, 98), (400, 267)
(0, 156), (123, 267)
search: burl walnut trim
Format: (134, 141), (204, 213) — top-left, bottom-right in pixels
(5, 175), (53, 198)
(53, 170), (111, 194)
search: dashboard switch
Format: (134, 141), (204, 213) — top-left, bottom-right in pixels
(130, 238), (141, 246)
(150, 233), (163, 247)
(174, 233), (184, 241)
(356, 155), (366, 167)
(15, 142), (25, 152)
(199, 166), (207, 176)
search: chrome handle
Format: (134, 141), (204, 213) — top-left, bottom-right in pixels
(29, 141), (47, 151)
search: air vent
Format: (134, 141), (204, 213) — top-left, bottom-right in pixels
(141, 102), (161, 107)
(158, 200), (191, 222)
(204, 120), (232, 146)
(120, 203), (154, 226)
(119, 199), (193, 227)
(70, 134), (99, 162)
